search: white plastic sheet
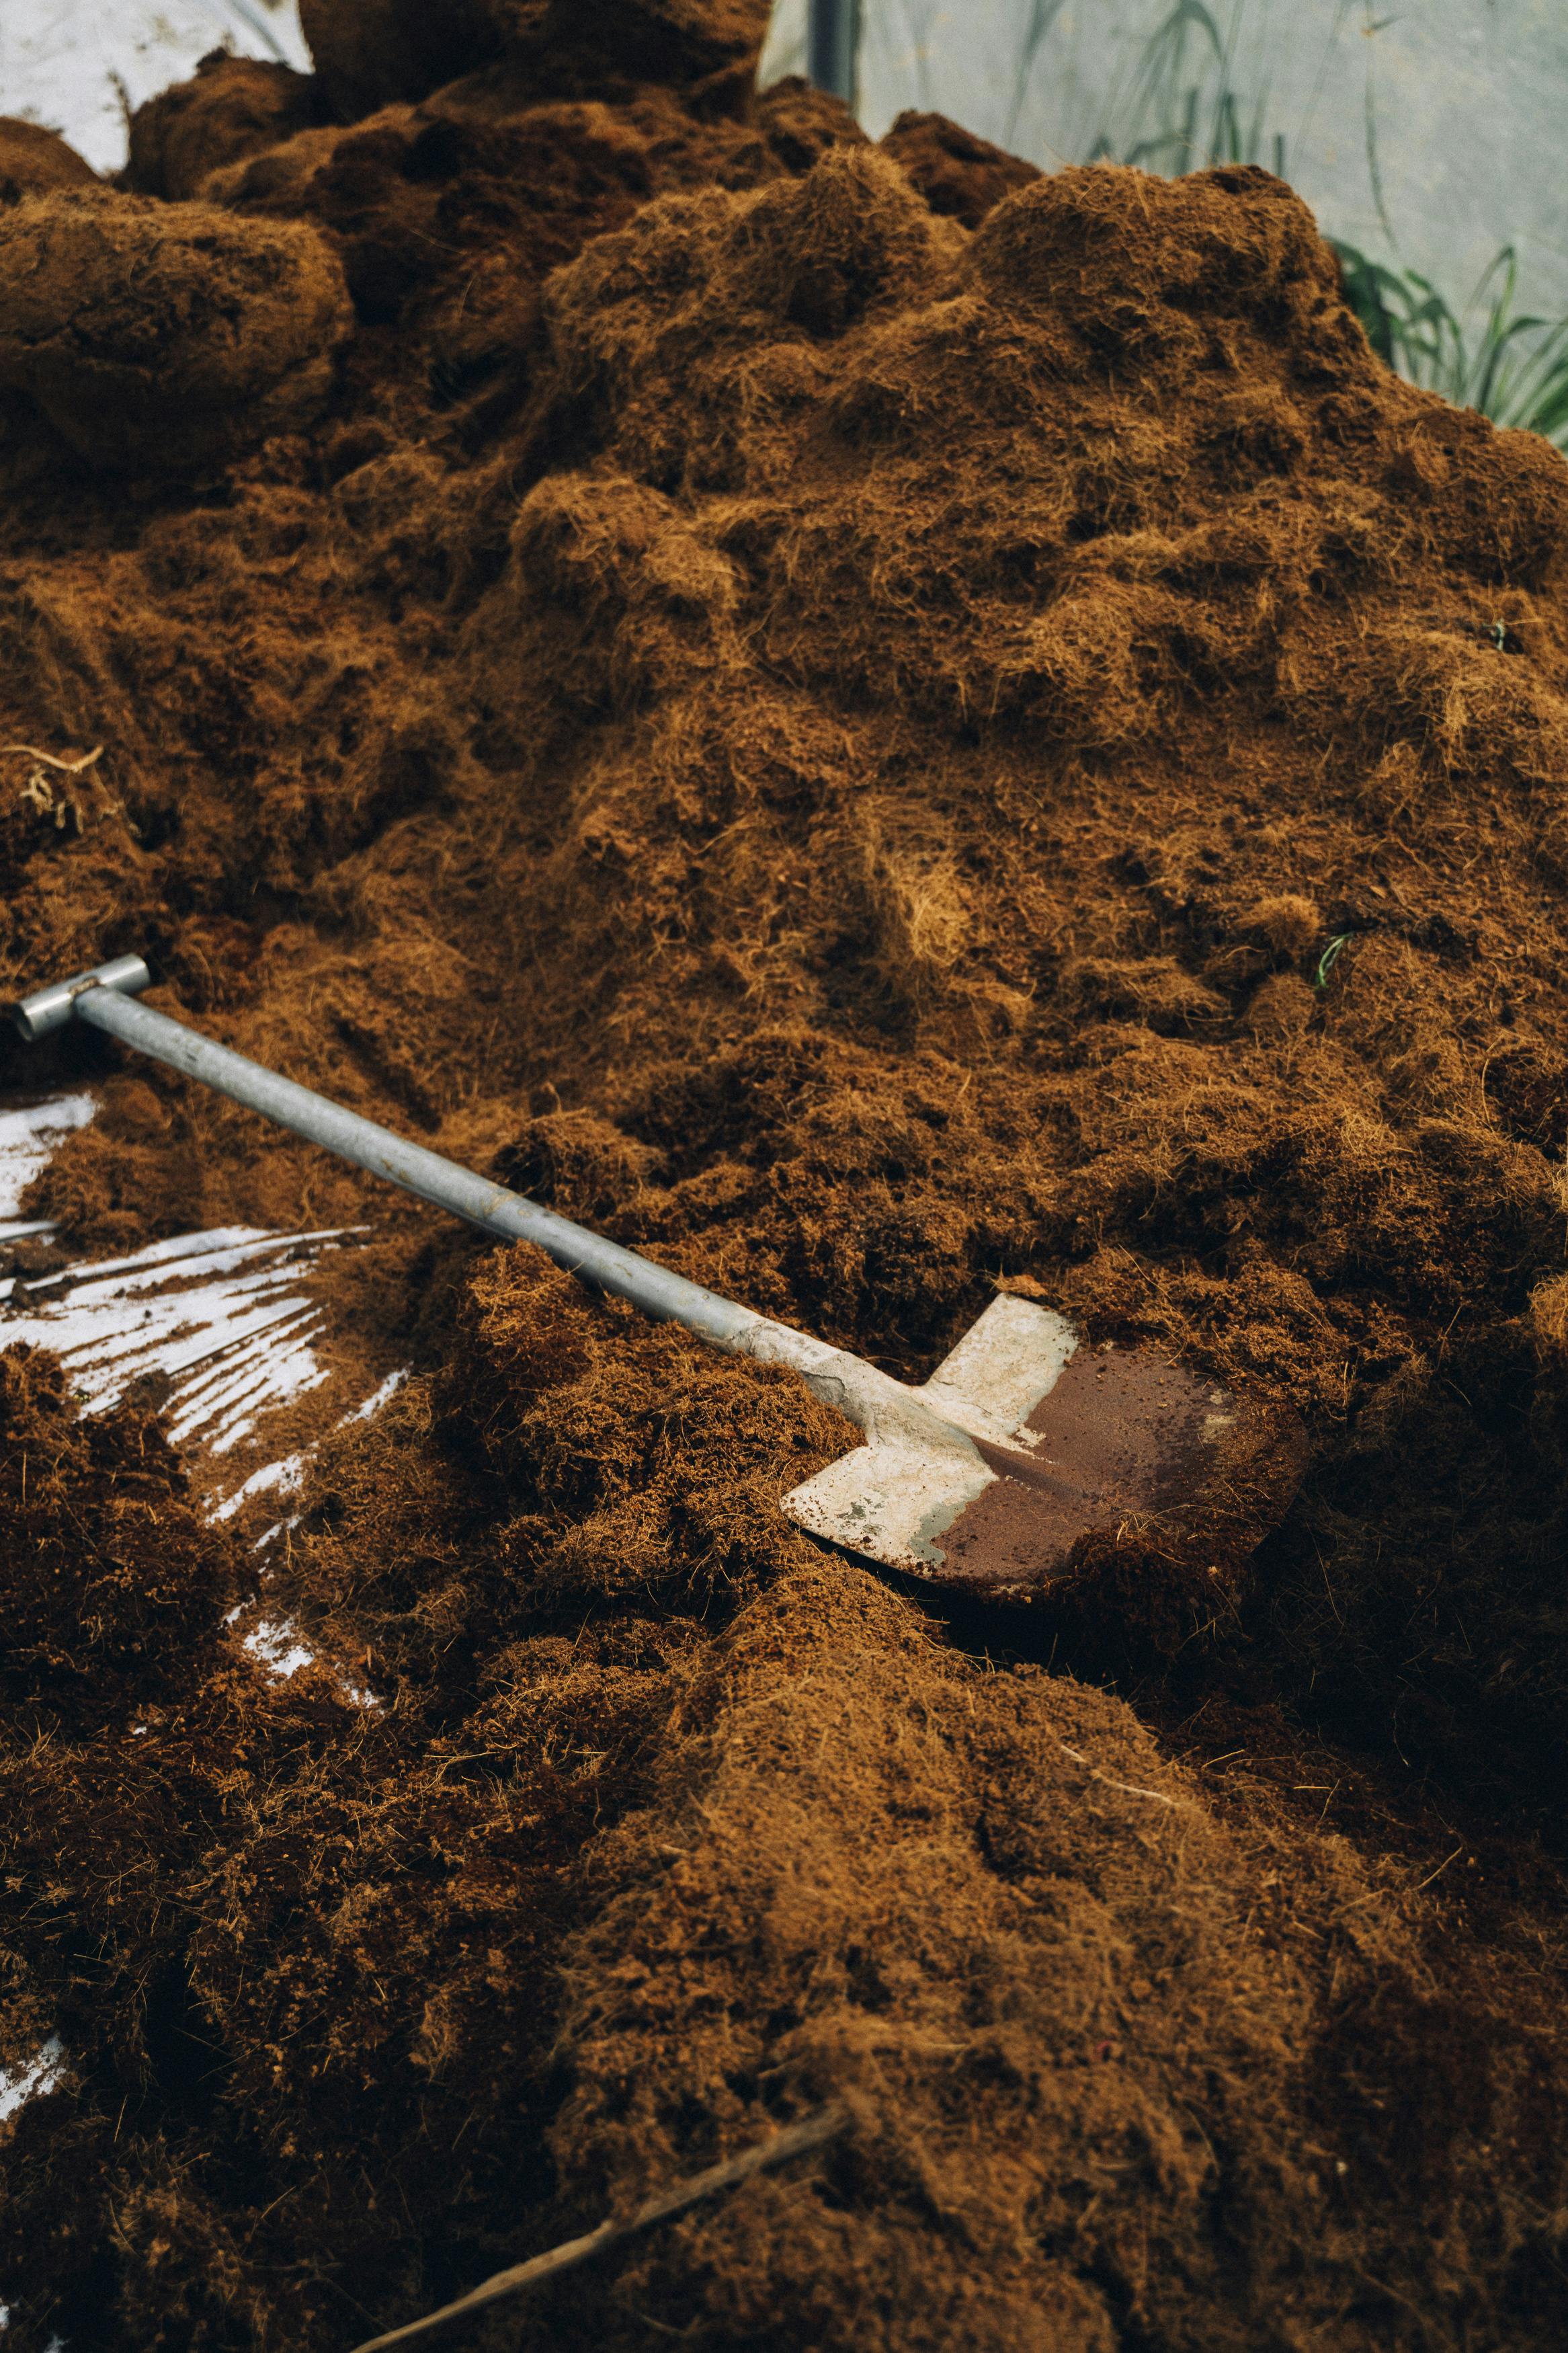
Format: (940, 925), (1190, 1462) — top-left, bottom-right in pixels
(1, 1092), (405, 1695)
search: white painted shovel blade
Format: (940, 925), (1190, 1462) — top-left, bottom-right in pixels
(782, 1437), (995, 1579)
(921, 1293), (1078, 1441)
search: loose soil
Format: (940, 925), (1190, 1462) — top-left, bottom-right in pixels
(1, 4), (1567, 2346)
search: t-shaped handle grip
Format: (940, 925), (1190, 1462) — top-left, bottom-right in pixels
(9, 954), (153, 1041)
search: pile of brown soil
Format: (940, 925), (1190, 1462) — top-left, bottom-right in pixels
(3, 2), (1568, 2344)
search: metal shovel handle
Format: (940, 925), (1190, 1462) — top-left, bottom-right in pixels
(9, 957), (758, 1349)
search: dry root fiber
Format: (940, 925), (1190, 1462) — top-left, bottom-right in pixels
(2, 2), (1568, 2345)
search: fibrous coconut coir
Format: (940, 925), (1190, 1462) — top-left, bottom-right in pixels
(1, 2), (1567, 2346)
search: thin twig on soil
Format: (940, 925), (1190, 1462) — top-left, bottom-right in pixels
(1059, 1739), (1192, 1810)
(1, 744), (103, 773)
(345, 2103), (850, 2352)
(1411, 1843), (1466, 1894)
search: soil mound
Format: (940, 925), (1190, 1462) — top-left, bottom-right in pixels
(125, 51), (324, 201)
(193, 68), (858, 404)
(881, 107), (1040, 228)
(299, 0), (503, 118)
(298, 0), (774, 120)
(0, 188), (351, 470)
(537, 1560), (1525, 2353)
(0, 118), (97, 195)
(0, 1348), (239, 1732)
(2, 13), (1568, 2346)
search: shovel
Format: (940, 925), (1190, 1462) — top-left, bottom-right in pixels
(10, 956), (1304, 1601)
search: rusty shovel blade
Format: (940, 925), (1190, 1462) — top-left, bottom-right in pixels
(780, 1295), (1305, 1603)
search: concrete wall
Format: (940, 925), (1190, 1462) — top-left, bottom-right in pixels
(761, 0), (1568, 325)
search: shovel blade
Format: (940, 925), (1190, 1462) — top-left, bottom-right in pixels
(783, 1295), (1304, 1602)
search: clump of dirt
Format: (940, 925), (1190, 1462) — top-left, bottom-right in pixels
(880, 106), (1041, 228)
(298, 0), (505, 118)
(298, 0), (776, 122)
(3, 3), (1568, 2343)
(0, 187), (351, 471)
(0, 1347), (239, 1732)
(125, 51), (325, 201)
(0, 118), (97, 195)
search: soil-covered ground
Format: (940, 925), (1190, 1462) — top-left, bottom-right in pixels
(2, 3), (1567, 2346)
